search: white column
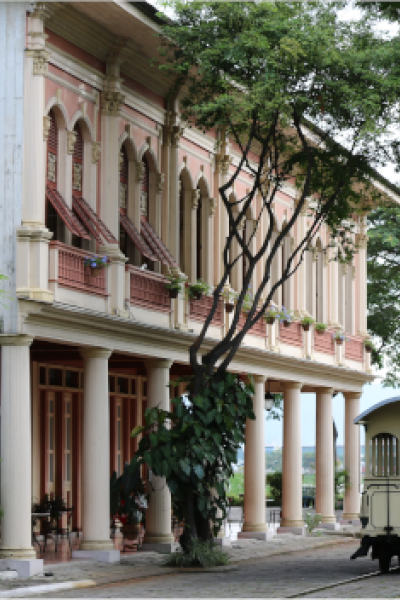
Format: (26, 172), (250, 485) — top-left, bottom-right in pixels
(169, 126), (181, 262)
(238, 375), (269, 540)
(73, 347), (118, 562)
(279, 381), (305, 534)
(356, 233), (368, 336)
(342, 391), (361, 523)
(315, 388), (337, 528)
(0, 336), (36, 560)
(143, 359), (176, 550)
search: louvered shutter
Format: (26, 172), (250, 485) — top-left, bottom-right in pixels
(47, 111), (58, 187)
(72, 124), (83, 196)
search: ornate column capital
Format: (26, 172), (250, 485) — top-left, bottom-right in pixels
(92, 141), (101, 164)
(80, 347), (112, 360)
(144, 358), (173, 370)
(192, 189), (200, 209)
(26, 48), (50, 76)
(215, 153), (230, 175)
(209, 197), (217, 216)
(101, 90), (125, 116)
(43, 115), (51, 141)
(67, 131), (77, 155)
(135, 161), (145, 182)
(157, 173), (165, 193)
(0, 334), (34, 347)
(171, 124), (183, 147)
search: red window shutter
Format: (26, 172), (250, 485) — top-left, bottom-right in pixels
(47, 111), (58, 187)
(72, 123), (83, 196)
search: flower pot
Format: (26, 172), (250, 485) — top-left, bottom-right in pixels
(121, 522), (141, 540)
(335, 338), (343, 346)
(315, 329), (326, 335)
(225, 302), (234, 313)
(265, 317), (275, 325)
(302, 324), (310, 332)
(283, 320), (291, 328)
(365, 346), (372, 353)
(192, 291), (202, 301)
(169, 288), (178, 299)
(90, 267), (100, 277)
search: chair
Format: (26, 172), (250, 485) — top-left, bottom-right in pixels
(43, 505), (74, 553)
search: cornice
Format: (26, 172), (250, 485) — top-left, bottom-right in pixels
(19, 299), (374, 392)
(47, 43), (105, 91)
(121, 88), (165, 126)
(181, 128), (216, 155)
(46, 68), (98, 105)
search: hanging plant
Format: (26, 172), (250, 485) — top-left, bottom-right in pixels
(221, 288), (237, 313)
(165, 273), (186, 298)
(188, 279), (211, 300)
(315, 323), (328, 335)
(300, 316), (315, 331)
(262, 305), (279, 325)
(363, 339), (375, 353)
(278, 306), (293, 327)
(84, 255), (110, 276)
(332, 331), (349, 345)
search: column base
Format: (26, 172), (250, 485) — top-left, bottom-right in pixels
(213, 537), (231, 547)
(342, 512), (360, 521)
(79, 540), (114, 552)
(72, 549), (120, 563)
(141, 542), (180, 554)
(0, 558), (43, 578)
(321, 515), (338, 524)
(318, 522), (340, 531)
(277, 526), (306, 536)
(280, 519), (304, 528)
(238, 531), (275, 541)
(142, 533), (175, 545)
(340, 517), (361, 527)
(0, 547), (37, 560)
(241, 523), (268, 533)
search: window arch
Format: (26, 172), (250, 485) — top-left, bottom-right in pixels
(369, 433), (398, 477)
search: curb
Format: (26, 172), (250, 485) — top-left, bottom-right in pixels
(0, 579), (96, 598)
(172, 565), (238, 573)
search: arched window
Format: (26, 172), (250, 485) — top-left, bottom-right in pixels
(370, 433), (398, 477)
(196, 187), (202, 280)
(72, 123), (83, 197)
(140, 155), (150, 220)
(46, 110), (62, 241)
(179, 175), (185, 273)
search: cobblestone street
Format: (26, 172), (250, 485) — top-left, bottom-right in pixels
(28, 538), (400, 598)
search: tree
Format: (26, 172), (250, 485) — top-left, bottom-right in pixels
(367, 204), (400, 386)
(133, 1), (398, 547)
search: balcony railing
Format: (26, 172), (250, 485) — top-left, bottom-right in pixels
(50, 241), (108, 297)
(313, 328), (335, 355)
(238, 312), (267, 338)
(127, 265), (171, 314)
(278, 322), (303, 347)
(189, 295), (224, 327)
(345, 334), (364, 362)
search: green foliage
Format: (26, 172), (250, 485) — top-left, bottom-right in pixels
(367, 204), (400, 386)
(165, 273), (186, 293)
(265, 394), (283, 422)
(110, 463), (147, 525)
(304, 512), (322, 533)
(131, 372), (255, 544)
(315, 323), (328, 333)
(164, 539), (230, 568)
(335, 468), (350, 500)
(187, 279), (212, 299)
(266, 472), (282, 505)
(300, 316), (315, 327)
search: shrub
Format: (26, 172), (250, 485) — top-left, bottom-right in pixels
(164, 539), (230, 568)
(304, 512), (321, 533)
(266, 472), (282, 505)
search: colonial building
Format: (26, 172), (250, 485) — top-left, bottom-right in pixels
(0, 0), (397, 574)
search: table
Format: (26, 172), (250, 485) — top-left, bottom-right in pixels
(31, 512), (50, 552)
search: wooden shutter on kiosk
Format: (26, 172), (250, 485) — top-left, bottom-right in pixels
(72, 124), (83, 196)
(47, 111), (58, 187)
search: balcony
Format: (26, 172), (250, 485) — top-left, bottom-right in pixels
(126, 265), (171, 315)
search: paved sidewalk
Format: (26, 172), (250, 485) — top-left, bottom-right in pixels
(0, 533), (357, 597)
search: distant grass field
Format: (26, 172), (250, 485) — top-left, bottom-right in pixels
(228, 470), (316, 499)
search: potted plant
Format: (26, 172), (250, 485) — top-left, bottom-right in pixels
(241, 287), (255, 314)
(300, 315), (315, 331)
(165, 273), (186, 299)
(315, 323), (327, 335)
(84, 255), (110, 277)
(221, 288), (236, 313)
(332, 331), (349, 345)
(188, 279), (211, 301)
(279, 306), (293, 327)
(364, 339), (375, 353)
(110, 462), (148, 539)
(263, 305), (280, 325)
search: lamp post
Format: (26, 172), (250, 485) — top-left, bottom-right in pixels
(265, 391), (275, 412)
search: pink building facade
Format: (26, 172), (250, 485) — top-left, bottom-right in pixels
(1, 0), (396, 573)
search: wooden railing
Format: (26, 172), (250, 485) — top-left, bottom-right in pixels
(345, 334), (364, 362)
(189, 295), (224, 327)
(127, 265), (171, 313)
(313, 329), (335, 355)
(51, 241), (108, 297)
(278, 322), (303, 347)
(238, 313), (267, 338)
